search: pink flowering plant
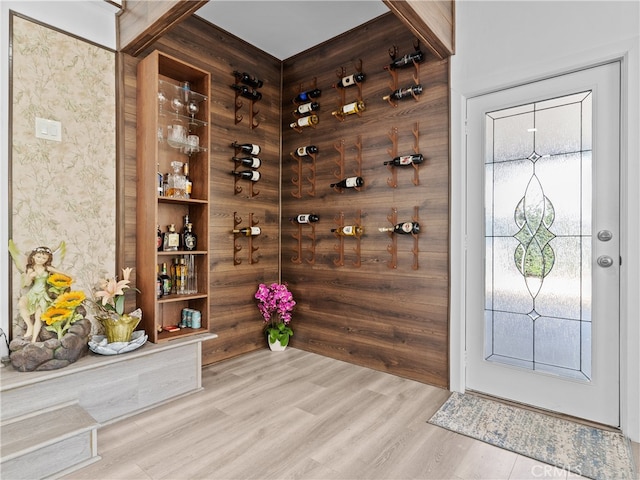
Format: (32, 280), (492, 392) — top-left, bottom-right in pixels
(92, 267), (140, 317)
(255, 282), (295, 347)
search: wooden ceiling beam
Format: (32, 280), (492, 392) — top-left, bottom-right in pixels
(383, 0), (455, 59)
(118, 0), (209, 56)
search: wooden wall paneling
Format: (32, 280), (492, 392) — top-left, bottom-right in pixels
(282, 13), (450, 388)
(122, 16), (282, 364)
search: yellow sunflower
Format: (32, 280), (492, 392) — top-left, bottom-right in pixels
(54, 291), (86, 309)
(41, 307), (73, 326)
(48, 273), (73, 289)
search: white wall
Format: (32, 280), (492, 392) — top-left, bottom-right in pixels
(450, 1), (640, 441)
(0, 1), (117, 359)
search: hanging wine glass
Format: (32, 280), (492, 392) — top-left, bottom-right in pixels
(158, 86), (168, 117)
(187, 98), (199, 126)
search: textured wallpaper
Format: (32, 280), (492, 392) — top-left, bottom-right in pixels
(10, 15), (116, 336)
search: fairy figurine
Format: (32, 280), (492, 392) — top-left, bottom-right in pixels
(9, 240), (66, 343)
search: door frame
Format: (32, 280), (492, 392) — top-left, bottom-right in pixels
(449, 47), (639, 440)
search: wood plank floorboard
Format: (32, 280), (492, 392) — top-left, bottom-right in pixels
(63, 349), (589, 480)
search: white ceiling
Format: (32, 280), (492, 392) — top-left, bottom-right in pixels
(195, 1), (390, 60)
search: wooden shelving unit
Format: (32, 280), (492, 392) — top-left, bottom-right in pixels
(136, 50), (211, 343)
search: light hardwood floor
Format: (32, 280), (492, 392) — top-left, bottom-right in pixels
(65, 348), (626, 480)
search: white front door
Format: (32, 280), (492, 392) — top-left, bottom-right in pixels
(465, 62), (620, 426)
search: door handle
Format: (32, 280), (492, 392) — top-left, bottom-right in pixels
(597, 255), (614, 268)
(597, 230), (613, 242)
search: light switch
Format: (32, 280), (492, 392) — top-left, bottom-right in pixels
(35, 117), (62, 142)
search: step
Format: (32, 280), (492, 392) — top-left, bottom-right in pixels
(0, 403), (100, 479)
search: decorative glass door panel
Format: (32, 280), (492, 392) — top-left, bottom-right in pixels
(484, 92), (593, 381)
(466, 63), (620, 426)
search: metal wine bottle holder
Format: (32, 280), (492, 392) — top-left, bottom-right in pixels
(386, 122), (421, 187)
(290, 149), (316, 198)
(231, 143), (259, 198)
(233, 212), (260, 265)
(291, 77), (319, 134)
(291, 221), (316, 265)
(332, 137), (363, 193)
(384, 39), (422, 107)
(333, 60), (364, 114)
(333, 210), (362, 268)
(232, 72), (260, 129)
(384, 206), (420, 270)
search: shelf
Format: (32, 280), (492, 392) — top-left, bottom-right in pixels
(158, 196), (208, 205)
(158, 293), (208, 303)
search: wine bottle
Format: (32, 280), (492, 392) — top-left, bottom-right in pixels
(383, 153), (424, 166)
(183, 163), (192, 198)
(290, 214), (319, 224)
(295, 145), (318, 157)
(388, 50), (424, 69)
(162, 224), (180, 251)
(157, 225), (162, 251)
(331, 225), (364, 237)
(233, 70), (263, 89)
(293, 88), (321, 103)
(183, 223), (197, 251)
(157, 163), (163, 196)
(330, 176), (364, 189)
(383, 84), (423, 101)
(181, 214), (190, 249)
(378, 221), (421, 235)
(231, 170), (261, 182)
(231, 142), (260, 155)
(156, 264), (163, 299)
(232, 156), (261, 168)
(160, 262), (172, 296)
(232, 226), (261, 236)
(331, 100), (365, 119)
(230, 84), (262, 101)
(294, 101), (319, 115)
(290, 114), (319, 129)
(337, 72), (366, 88)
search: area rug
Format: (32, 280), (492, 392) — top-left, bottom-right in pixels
(428, 392), (637, 480)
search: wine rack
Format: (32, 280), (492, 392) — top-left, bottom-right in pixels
(384, 39), (422, 107)
(332, 210), (362, 268)
(332, 137), (363, 193)
(333, 60), (364, 107)
(233, 212), (260, 265)
(290, 149), (316, 198)
(291, 220), (316, 265)
(383, 206), (420, 270)
(232, 71), (261, 129)
(386, 122), (422, 187)
(291, 78), (319, 133)
(231, 142), (260, 198)
(136, 50), (210, 343)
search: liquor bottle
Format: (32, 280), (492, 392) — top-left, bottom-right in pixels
(156, 264), (163, 299)
(295, 145), (318, 157)
(166, 161), (186, 198)
(181, 214), (190, 249)
(337, 72), (366, 88)
(175, 257), (187, 295)
(232, 226), (261, 236)
(388, 50), (424, 69)
(170, 257), (179, 294)
(231, 142), (260, 155)
(183, 163), (192, 198)
(383, 153), (424, 166)
(378, 221), (421, 235)
(157, 163), (163, 196)
(232, 156), (262, 168)
(157, 225), (162, 251)
(183, 223), (197, 251)
(331, 100), (365, 119)
(230, 84), (262, 101)
(331, 225), (364, 237)
(330, 176), (364, 189)
(231, 170), (261, 182)
(233, 70), (263, 89)
(290, 214), (319, 224)
(294, 101), (319, 115)
(290, 114), (319, 129)
(293, 88), (321, 103)
(383, 84), (423, 101)
(160, 262), (172, 297)
(162, 224), (180, 251)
